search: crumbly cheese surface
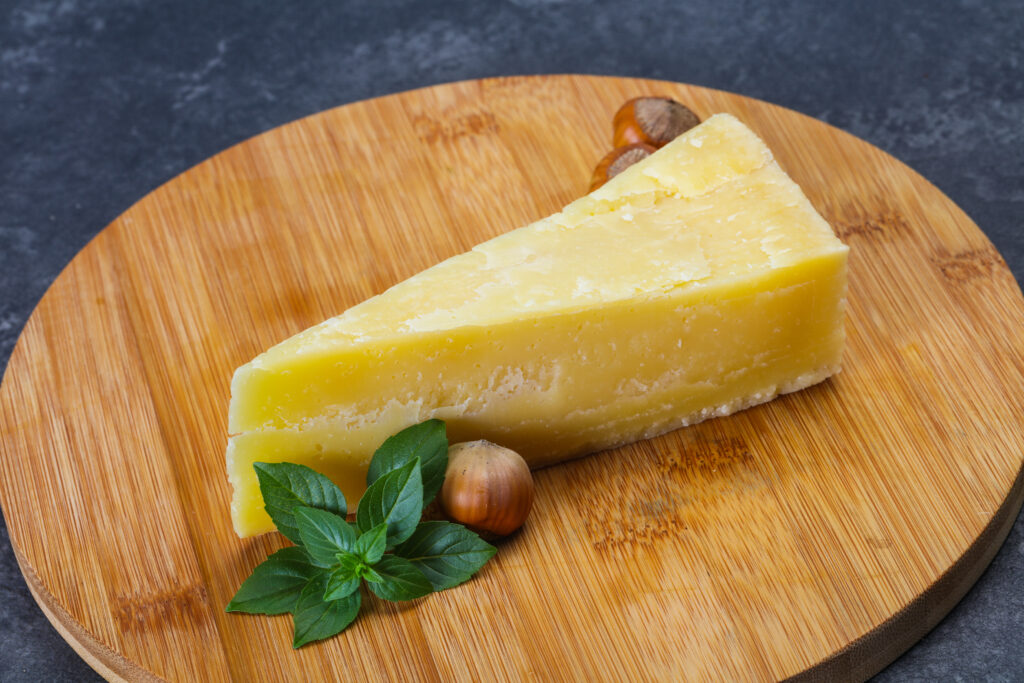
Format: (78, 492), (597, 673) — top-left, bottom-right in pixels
(227, 113), (849, 537)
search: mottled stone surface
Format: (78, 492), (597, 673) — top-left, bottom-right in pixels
(1, 1), (1021, 680)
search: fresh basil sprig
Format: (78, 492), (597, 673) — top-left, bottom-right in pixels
(226, 420), (497, 648)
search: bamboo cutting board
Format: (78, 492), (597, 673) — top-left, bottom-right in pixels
(1, 75), (1023, 682)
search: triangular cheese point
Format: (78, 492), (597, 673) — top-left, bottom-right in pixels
(227, 113), (848, 537)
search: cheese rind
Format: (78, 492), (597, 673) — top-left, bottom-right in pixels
(227, 114), (849, 537)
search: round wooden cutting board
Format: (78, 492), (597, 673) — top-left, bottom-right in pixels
(1, 75), (1022, 682)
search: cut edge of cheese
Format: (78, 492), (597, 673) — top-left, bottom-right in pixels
(226, 113), (849, 537)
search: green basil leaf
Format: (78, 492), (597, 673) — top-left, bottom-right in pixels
(226, 546), (318, 615)
(335, 550), (363, 575)
(366, 555), (433, 601)
(295, 506), (357, 568)
(333, 550), (382, 583)
(366, 419), (448, 505)
(392, 521), (497, 590)
(323, 567), (360, 601)
(360, 564), (383, 583)
(356, 458), (422, 548)
(353, 523), (387, 565)
(254, 462), (347, 544)
(292, 573), (361, 648)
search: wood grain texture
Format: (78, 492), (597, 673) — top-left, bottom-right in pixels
(1, 75), (1022, 682)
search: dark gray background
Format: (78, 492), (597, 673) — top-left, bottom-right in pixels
(2, 0), (1022, 680)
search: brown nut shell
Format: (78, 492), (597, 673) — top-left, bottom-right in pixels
(612, 97), (700, 148)
(440, 440), (534, 537)
(588, 143), (657, 192)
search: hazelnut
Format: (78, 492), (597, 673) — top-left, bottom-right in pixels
(613, 97), (700, 149)
(439, 440), (534, 537)
(588, 143), (657, 192)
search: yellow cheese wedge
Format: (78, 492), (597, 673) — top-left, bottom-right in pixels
(227, 113), (849, 537)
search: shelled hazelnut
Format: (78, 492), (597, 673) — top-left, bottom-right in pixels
(588, 143), (657, 191)
(613, 97), (700, 148)
(439, 440), (534, 538)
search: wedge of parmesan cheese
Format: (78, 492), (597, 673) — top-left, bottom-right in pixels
(227, 113), (848, 537)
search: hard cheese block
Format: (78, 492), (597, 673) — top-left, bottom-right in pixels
(227, 113), (849, 537)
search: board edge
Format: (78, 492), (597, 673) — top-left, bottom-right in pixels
(786, 456), (1024, 682)
(12, 544), (163, 683)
